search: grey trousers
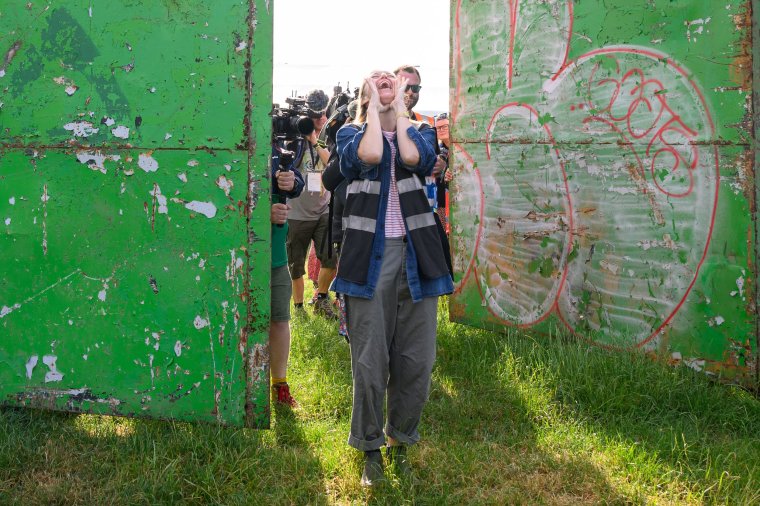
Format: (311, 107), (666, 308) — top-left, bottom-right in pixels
(346, 237), (438, 451)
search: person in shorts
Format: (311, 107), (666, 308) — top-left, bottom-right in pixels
(270, 150), (304, 407)
(285, 89), (338, 319)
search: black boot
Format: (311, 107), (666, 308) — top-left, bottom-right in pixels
(386, 445), (411, 477)
(360, 449), (385, 487)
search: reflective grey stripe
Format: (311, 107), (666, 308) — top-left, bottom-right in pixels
(396, 177), (422, 194)
(343, 215), (377, 233)
(347, 179), (381, 195)
(406, 212), (436, 231)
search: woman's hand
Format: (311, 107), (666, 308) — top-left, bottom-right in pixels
(393, 75), (409, 116)
(364, 77), (382, 112)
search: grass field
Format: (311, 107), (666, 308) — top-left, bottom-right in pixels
(1, 298), (759, 505)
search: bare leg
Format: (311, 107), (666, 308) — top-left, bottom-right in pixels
(292, 276), (305, 305)
(269, 320), (291, 380)
(317, 267), (336, 294)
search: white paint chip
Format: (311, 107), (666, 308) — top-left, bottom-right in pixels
(736, 276), (745, 298)
(1, 303), (21, 318)
(138, 153), (159, 172)
(65, 85), (78, 96)
(112, 125), (130, 139)
(174, 341), (182, 357)
(193, 315), (210, 329)
(149, 185), (169, 214)
(43, 355), (64, 382)
(216, 175), (233, 196)
(25, 355), (39, 379)
(76, 151), (121, 174)
(178, 172), (188, 183)
(185, 201), (217, 218)
(9, 197), (16, 205)
(64, 121), (99, 137)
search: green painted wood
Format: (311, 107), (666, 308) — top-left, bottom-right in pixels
(450, 0), (758, 387)
(0, 0), (273, 426)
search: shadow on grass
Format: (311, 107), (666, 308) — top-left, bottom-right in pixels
(464, 318), (760, 504)
(428, 311), (630, 504)
(0, 401), (327, 504)
(290, 296), (631, 503)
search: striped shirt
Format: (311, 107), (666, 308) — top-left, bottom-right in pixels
(383, 130), (405, 238)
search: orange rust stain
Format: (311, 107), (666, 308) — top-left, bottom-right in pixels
(730, 9), (752, 91)
(626, 162), (665, 226)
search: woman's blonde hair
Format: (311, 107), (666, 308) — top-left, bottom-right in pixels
(354, 79), (372, 125)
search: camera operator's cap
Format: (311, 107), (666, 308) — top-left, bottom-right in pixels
(305, 89), (329, 118)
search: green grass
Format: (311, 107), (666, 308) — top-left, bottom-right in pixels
(1, 298), (759, 505)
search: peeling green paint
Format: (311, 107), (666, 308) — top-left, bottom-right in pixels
(450, 0), (758, 387)
(0, 0), (273, 426)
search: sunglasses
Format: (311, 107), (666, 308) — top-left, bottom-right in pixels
(405, 84), (422, 93)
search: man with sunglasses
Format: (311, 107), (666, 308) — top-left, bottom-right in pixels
(393, 65), (453, 278)
(393, 65), (434, 126)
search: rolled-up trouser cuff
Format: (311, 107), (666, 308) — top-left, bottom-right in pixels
(348, 433), (386, 451)
(385, 423), (419, 446)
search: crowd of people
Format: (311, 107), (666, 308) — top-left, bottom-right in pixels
(269, 65), (453, 487)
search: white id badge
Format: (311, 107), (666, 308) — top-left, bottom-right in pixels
(307, 172), (322, 192)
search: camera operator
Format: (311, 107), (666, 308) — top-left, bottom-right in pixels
(284, 89), (338, 320)
(270, 141), (305, 407)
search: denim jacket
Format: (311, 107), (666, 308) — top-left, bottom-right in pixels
(331, 122), (453, 301)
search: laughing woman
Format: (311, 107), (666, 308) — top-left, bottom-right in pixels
(333, 70), (454, 486)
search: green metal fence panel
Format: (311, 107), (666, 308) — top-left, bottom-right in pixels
(450, 0), (758, 387)
(0, 0), (273, 426)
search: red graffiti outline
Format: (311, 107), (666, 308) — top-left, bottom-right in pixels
(452, 1), (719, 348)
(507, 0), (573, 90)
(466, 102), (575, 328)
(451, 145), (484, 297)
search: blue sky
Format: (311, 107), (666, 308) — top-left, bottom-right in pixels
(272, 0), (450, 115)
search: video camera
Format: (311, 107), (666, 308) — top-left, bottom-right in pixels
(322, 86), (359, 148)
(271, 97), (315, 142)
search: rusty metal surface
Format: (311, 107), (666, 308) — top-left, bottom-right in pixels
(0, 1), (273, 426)
(450, 0), (758, 386)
